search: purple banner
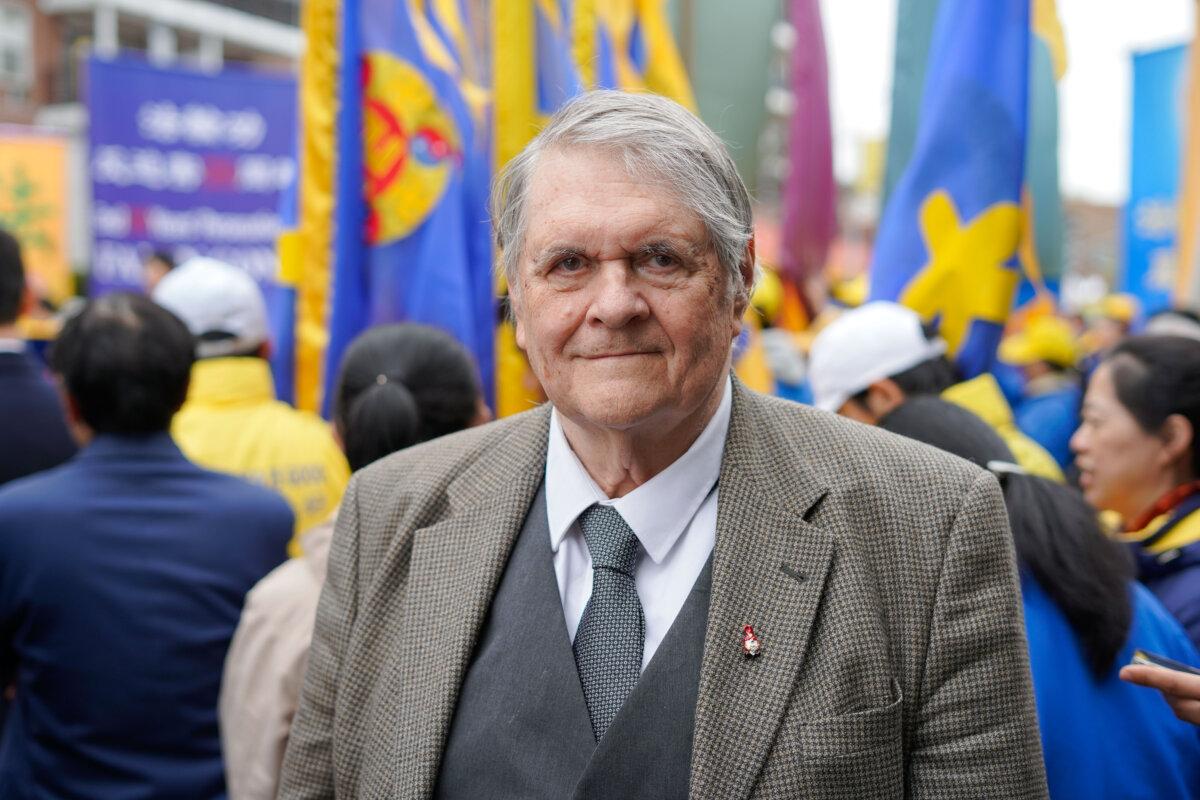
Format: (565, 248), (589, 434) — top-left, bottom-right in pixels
(87, 56), (296, 294)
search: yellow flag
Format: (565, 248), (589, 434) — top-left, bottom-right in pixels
(574, 0), (696, 111)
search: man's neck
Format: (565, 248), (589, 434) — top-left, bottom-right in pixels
(558, 380), (726, 499)
(0, 323), (21, 340)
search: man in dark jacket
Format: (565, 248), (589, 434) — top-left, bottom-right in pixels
(0, 228), (75, 486)
(0, 293), (293, 798)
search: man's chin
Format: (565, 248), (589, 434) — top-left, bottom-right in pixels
(556, 392), (674, 433)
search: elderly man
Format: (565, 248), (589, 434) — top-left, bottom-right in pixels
(279, 92), (1047, 799)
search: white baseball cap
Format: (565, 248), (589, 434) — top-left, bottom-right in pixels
(808, 301), (947, 413)
(153, 256), (269, 358)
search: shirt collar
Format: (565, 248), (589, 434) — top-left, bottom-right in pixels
(545, 376), (732, 565)
(0, 337), (25, 354)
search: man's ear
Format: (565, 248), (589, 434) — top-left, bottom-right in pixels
(172, 375), (191, 417)
(18, 287), (34, 318)
(58, 387), (94, 447)
(471, 396), (494, 427)
(508, 283), (526, 352)
(734, 238), (757, 318)
(1160, 414), (1195, 473)
(865, 378), (907, 421)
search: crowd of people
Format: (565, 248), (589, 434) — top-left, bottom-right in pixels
(0, 90), (1199, 798)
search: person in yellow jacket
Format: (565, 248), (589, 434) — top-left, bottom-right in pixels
(807, 301), (1063, 482)
(154, 258), (349, 555)
(941, 372), (1063, 482)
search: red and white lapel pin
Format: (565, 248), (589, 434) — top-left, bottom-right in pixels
(740, 624), (762, 657)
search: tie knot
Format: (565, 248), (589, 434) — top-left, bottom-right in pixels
(578, 504), (641, 576)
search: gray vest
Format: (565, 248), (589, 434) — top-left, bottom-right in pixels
(435, 485), (712, 800)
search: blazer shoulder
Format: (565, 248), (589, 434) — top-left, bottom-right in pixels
(738, 391), (986, 501)
(0, 458), (81, 513)
(351, 405), (551, 509)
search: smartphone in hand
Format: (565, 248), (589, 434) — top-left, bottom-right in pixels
(1131, 649), (1200, 676)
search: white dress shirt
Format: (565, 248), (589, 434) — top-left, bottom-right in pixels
(545, 377), (731, 670)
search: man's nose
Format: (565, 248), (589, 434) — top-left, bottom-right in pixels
(587, 262), (650, 328)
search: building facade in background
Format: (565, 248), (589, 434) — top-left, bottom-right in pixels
(0, 0), (302, 273)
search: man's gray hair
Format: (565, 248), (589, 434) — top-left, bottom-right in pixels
(491, 90), (755, 301)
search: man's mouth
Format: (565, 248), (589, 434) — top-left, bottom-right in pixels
(580, 351), (654, 359)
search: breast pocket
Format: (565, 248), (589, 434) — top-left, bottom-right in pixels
(768, 679), (904, 798)
(794, 679), (903, 760)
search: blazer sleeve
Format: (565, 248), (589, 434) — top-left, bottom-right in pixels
(277, 475), (362, 800)
(905, 471), (1049, 799)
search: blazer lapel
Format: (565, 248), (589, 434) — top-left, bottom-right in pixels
(379, 407), (551, 798)
(690, 384), (834, 800)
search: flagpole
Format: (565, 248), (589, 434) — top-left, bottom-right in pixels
(1173, 0), (1200, 307)
(678, 0), (695, 78)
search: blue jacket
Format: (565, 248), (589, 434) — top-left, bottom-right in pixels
(1024, 574), (1200, 799)
(1135, 499), (1200, 651)
(0, 433), (293, 799)
(0, 350), (76, 487)
(1013, 382), (1081, 470)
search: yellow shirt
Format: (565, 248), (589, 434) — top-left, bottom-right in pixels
(941, 373), (1065, 483)
(172, 358), (350, 555)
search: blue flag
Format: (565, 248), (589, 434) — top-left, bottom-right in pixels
(1124, 45), (1188, 314)
(324, 0), (494, 414)
(870, 0), (1030, 378)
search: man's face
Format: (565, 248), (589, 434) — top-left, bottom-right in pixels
(1091, 318), (1127, 354)
(510, 146), (750, 434)
(834, 379), (906, 426)
(143, 258), (171, 293)
(836, 398), (879, 425)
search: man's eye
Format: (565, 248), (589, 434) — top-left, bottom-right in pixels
(649, 253), (676, 268)
(555, 256), (583, 272)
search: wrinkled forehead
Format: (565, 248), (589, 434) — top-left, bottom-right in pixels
(527, 144), (675, 201)
(522, 145), (710, 246)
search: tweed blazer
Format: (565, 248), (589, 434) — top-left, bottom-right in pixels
(278, 381), (1048, 799)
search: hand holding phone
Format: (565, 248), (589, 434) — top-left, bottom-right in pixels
(1121, 650), (1200, 726)
(1129, 649), (1200, 676)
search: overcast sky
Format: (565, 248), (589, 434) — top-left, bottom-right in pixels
(818, 0), (1195, 206)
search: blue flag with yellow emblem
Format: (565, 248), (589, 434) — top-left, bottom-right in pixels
(324, 0), (494, 414)
(869, 0), (1030, 378)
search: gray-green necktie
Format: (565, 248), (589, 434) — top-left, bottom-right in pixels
(572, 503), (645, 741)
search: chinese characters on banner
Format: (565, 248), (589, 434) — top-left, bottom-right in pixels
(87, 56), (296, 295)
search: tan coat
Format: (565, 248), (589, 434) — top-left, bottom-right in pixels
(220, 519), (334, 800)
(278, 381), (1048, 799)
